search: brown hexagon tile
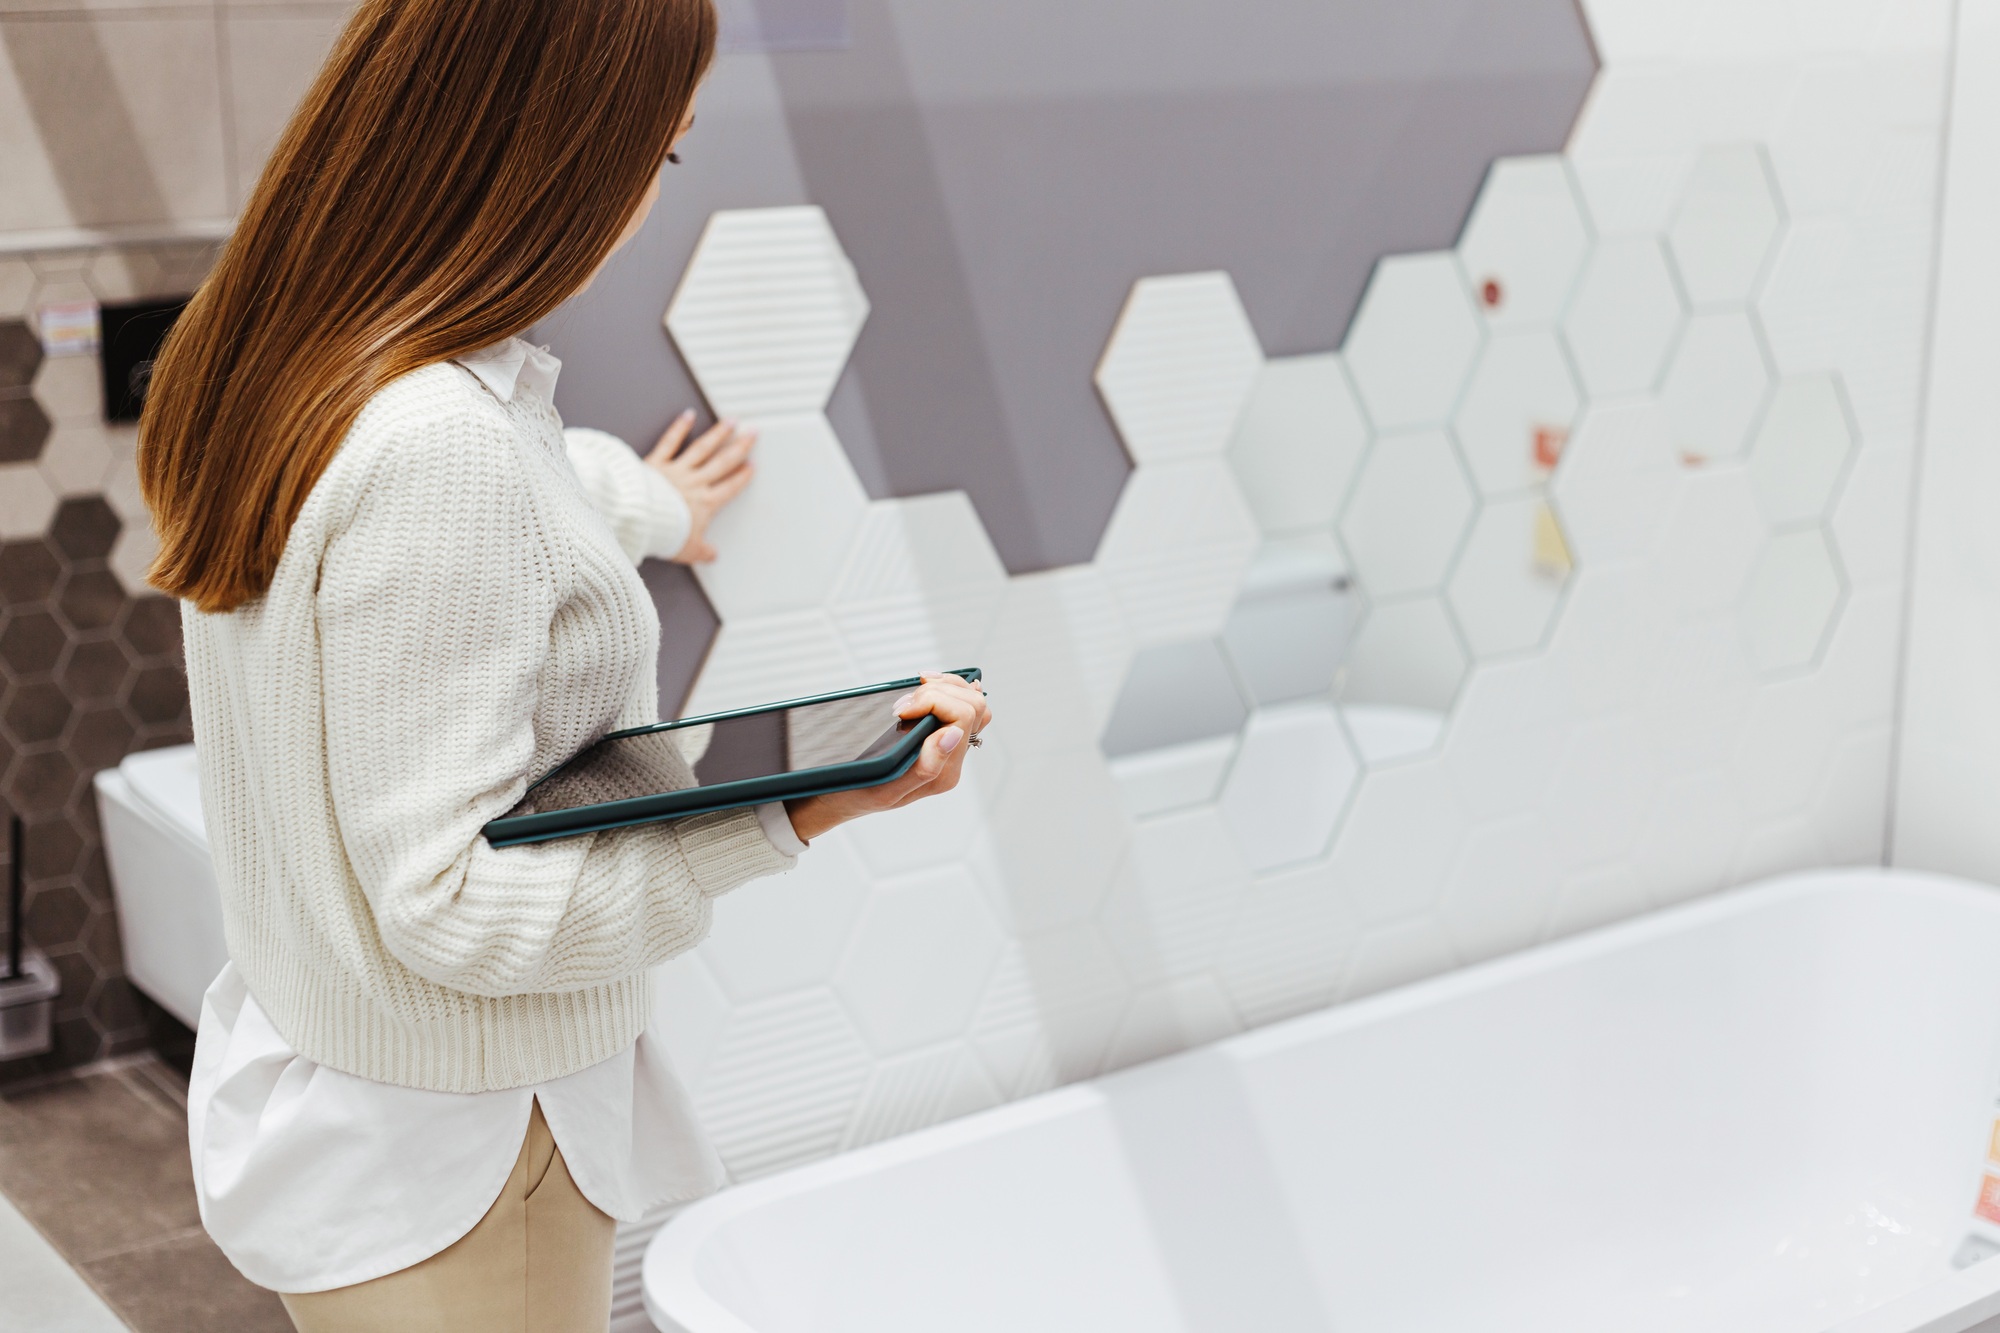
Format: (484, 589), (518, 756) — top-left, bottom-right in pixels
(117, 595), (181, 660)
(59, 637), (130, 704)
(0, 396), (51, 463)
(0, 321), (41, 390)
(49, 1013), (101, 1065)
(7, 747), (83, 817)
(0, 538), (62, 605)
(41, 939), (96, 1003)
(55, 567), (123, 634)
(25, 881), (90, 950)
(49, 497), (119, 561)
(85, 975), (143, 1035)
(25, 812), (84, 882)
(3, 679), (69, 745)
(76, 843), (110, 908)
(1, 609), (66, 675)
(67, 706), (135, 772)
(124, 665), (188, 727)
(80, 904), (123, 972)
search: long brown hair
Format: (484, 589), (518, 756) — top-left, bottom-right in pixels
(140, 0), (715, 612)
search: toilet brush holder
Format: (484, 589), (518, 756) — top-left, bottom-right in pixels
(0, 813), (53, 1062)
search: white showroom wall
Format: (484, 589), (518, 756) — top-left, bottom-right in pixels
(1895, 0), (2000, 880)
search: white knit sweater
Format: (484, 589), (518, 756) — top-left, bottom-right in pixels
(180, 340), (794, 1094)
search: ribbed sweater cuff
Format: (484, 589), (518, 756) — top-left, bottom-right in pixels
(677, 807), (795, 898)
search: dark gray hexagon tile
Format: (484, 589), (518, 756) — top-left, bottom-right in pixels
(0, 396), (52, 464)
(24, 881), (90, 951)
(56, 567), (126, 634)
(60, 636), (132, 703)
(4, 678), (69, 745)
(7, 747), (84, 817)
(0, 321), (42, 391)
(0, 539), (63, 606)
(0, 609), (66, 675)
(25, 811), (85, 882)
(117, 596), (182, 660)
(123, 664), (188, 726)
(67, 705), (137, 771)
(49, 496), (121, 561)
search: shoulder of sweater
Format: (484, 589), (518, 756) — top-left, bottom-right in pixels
(305, 364), (530, 518)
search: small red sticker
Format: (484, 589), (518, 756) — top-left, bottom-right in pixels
(1481, 278), (1503, 309)
(1532, 425), (1567, 471)
(1976, 1174), (2000, 1225)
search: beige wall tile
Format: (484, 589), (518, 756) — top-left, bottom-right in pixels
(0, 458), (57, 535)
(0, 15), (226, 232)
(222, 6), (348, 205)
(0, 260), (32, 314)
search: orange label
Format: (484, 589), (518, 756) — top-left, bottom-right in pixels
(1977, 1175), (2000, 1225)
(1989, 1119), (2000, 1166)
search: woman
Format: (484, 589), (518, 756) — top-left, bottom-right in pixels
(136, 0), (992, 1327)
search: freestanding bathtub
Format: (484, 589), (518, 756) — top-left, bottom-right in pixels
(645, 869), (2000, 1333)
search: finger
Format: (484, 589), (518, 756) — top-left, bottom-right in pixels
(647, 410), (696, 464)
(680, 419), (738, 467)
(693, 428), (756, 481)
(675, 538), (718, 564)
(702, 460), (756, 508)
(903, 682), (984, 730)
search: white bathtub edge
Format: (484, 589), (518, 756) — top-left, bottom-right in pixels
(1829, 1256), (2000, 1333)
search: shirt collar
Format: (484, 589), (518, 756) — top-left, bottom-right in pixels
(454, 337), (562, 404)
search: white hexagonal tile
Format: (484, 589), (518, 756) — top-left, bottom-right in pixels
(1328, 759), (1469, 925)
(1343, 253), (1483, 431)
(1340, 430), (1475, 599)
(1343, 701), (1451, 766)
(1456, 155), (1592, 329)
(828, 492), (1007, 679)
(29, 355), (100, 425)
(1561, 237), (1685, 396)
(1048, 564), (1134, 736)
(1545, 863), (1654, 939)
(847, 767), (988, 880)
(1108, 734), (1239, 822)
(1660, 466), (1766, 614)
(1215, 857), (1357, 1025)
(976, 570), (1119, 756)
(0, 463), (57, 540)
(1743, 528), (1844, 675)
(665, 206), (869, 419)
(1543, 714), (1660, 869)
(695, 988), (871, 1179)
(693, 412), (869, 619)
(1634, 770), (1741, 908)
(1094, 457), (1259, 647)
(984, 748), (1129, 932)
(1342, 915), (1459, 1001)
(1096, 271), (1263, 465)
(1748, 376), (1857, 527)
(1100, 805), (1250, 984)
(1549, 399), (1686, 567)
(1668, 145), (1784, 308)
(834, 865), (1005, 1056)
(1343, 596), (1469, 718)
(1100, 638), (1247, 758)
(682, 609), (856, 717)
(1659, 311), (1772, 463)
(1226, 354), (1370, 536)
(969, 925), (1129, 1095)
(1222, 543), (1356, 707)
(1440, 813), (1561, 964)
(843, 1044), (1001, 1149)
(647, 954), (731, 1094)
(1446, 495), (1569, 658)
(1453, 329), (1582, 498)
(1103, 977), (1239, 1071)
(1219, 702), (1361, 873)
(701, 831), (872, 1002)
(107, 517), (159, 597)
(37, 421), (111, 497)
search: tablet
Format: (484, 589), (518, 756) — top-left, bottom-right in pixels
(481, 669), (981, 848)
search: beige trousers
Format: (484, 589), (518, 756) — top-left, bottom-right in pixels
(280, 1101), (617, 1333)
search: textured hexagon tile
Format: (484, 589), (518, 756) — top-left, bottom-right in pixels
(1095, 272), (1263, 466)
(1345, 254), (1484, 431)
(1668, 146), (1784, 309)
(1227, 354), (1371, 537)
(1457, 156), (1592, 328)
(666, 206), (870, 420)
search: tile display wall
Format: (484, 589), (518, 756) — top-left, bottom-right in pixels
(597, 10), (1952, 1308)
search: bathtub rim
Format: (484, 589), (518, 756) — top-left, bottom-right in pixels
(644, 867), (2000, 1333)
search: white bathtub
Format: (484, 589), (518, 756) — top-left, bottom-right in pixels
(645, 869), (2000, 1333)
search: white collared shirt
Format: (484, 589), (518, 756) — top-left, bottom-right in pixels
(186, 339), (802, 1293)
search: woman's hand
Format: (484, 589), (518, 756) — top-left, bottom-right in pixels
(785, 674), (993, 843)
(646, 410), (756, 564)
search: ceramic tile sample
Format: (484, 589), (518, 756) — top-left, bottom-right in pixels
(1095, 272), (1263, 465)
(1454, 329), (1582, 497)
(1743, 528), (1844, 674)
(1341, 430), (1477, 599)
(1659, 311), (1773, 462)
(1220, 703), (1361, 872)
(1344, 255), (1484, 431)
(1456, 155), (1592, 329)
(692, 412), (870, 619)
(666, 207), (870, 420)
(1562, 238), (1685, 395)
(1748, 376), (1857, 527)
(1669, 145), (1784, 308)
(1227, 354), (1370, 536)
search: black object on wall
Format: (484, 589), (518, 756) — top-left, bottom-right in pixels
(101, 297), (190, 423)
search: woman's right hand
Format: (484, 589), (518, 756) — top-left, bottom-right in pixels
(785, 674), (993, 843)
(646, 410), (756, 564)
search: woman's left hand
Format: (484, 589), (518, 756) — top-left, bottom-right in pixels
(646, 410), (756, 564)
(785, 674), (993, 843)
